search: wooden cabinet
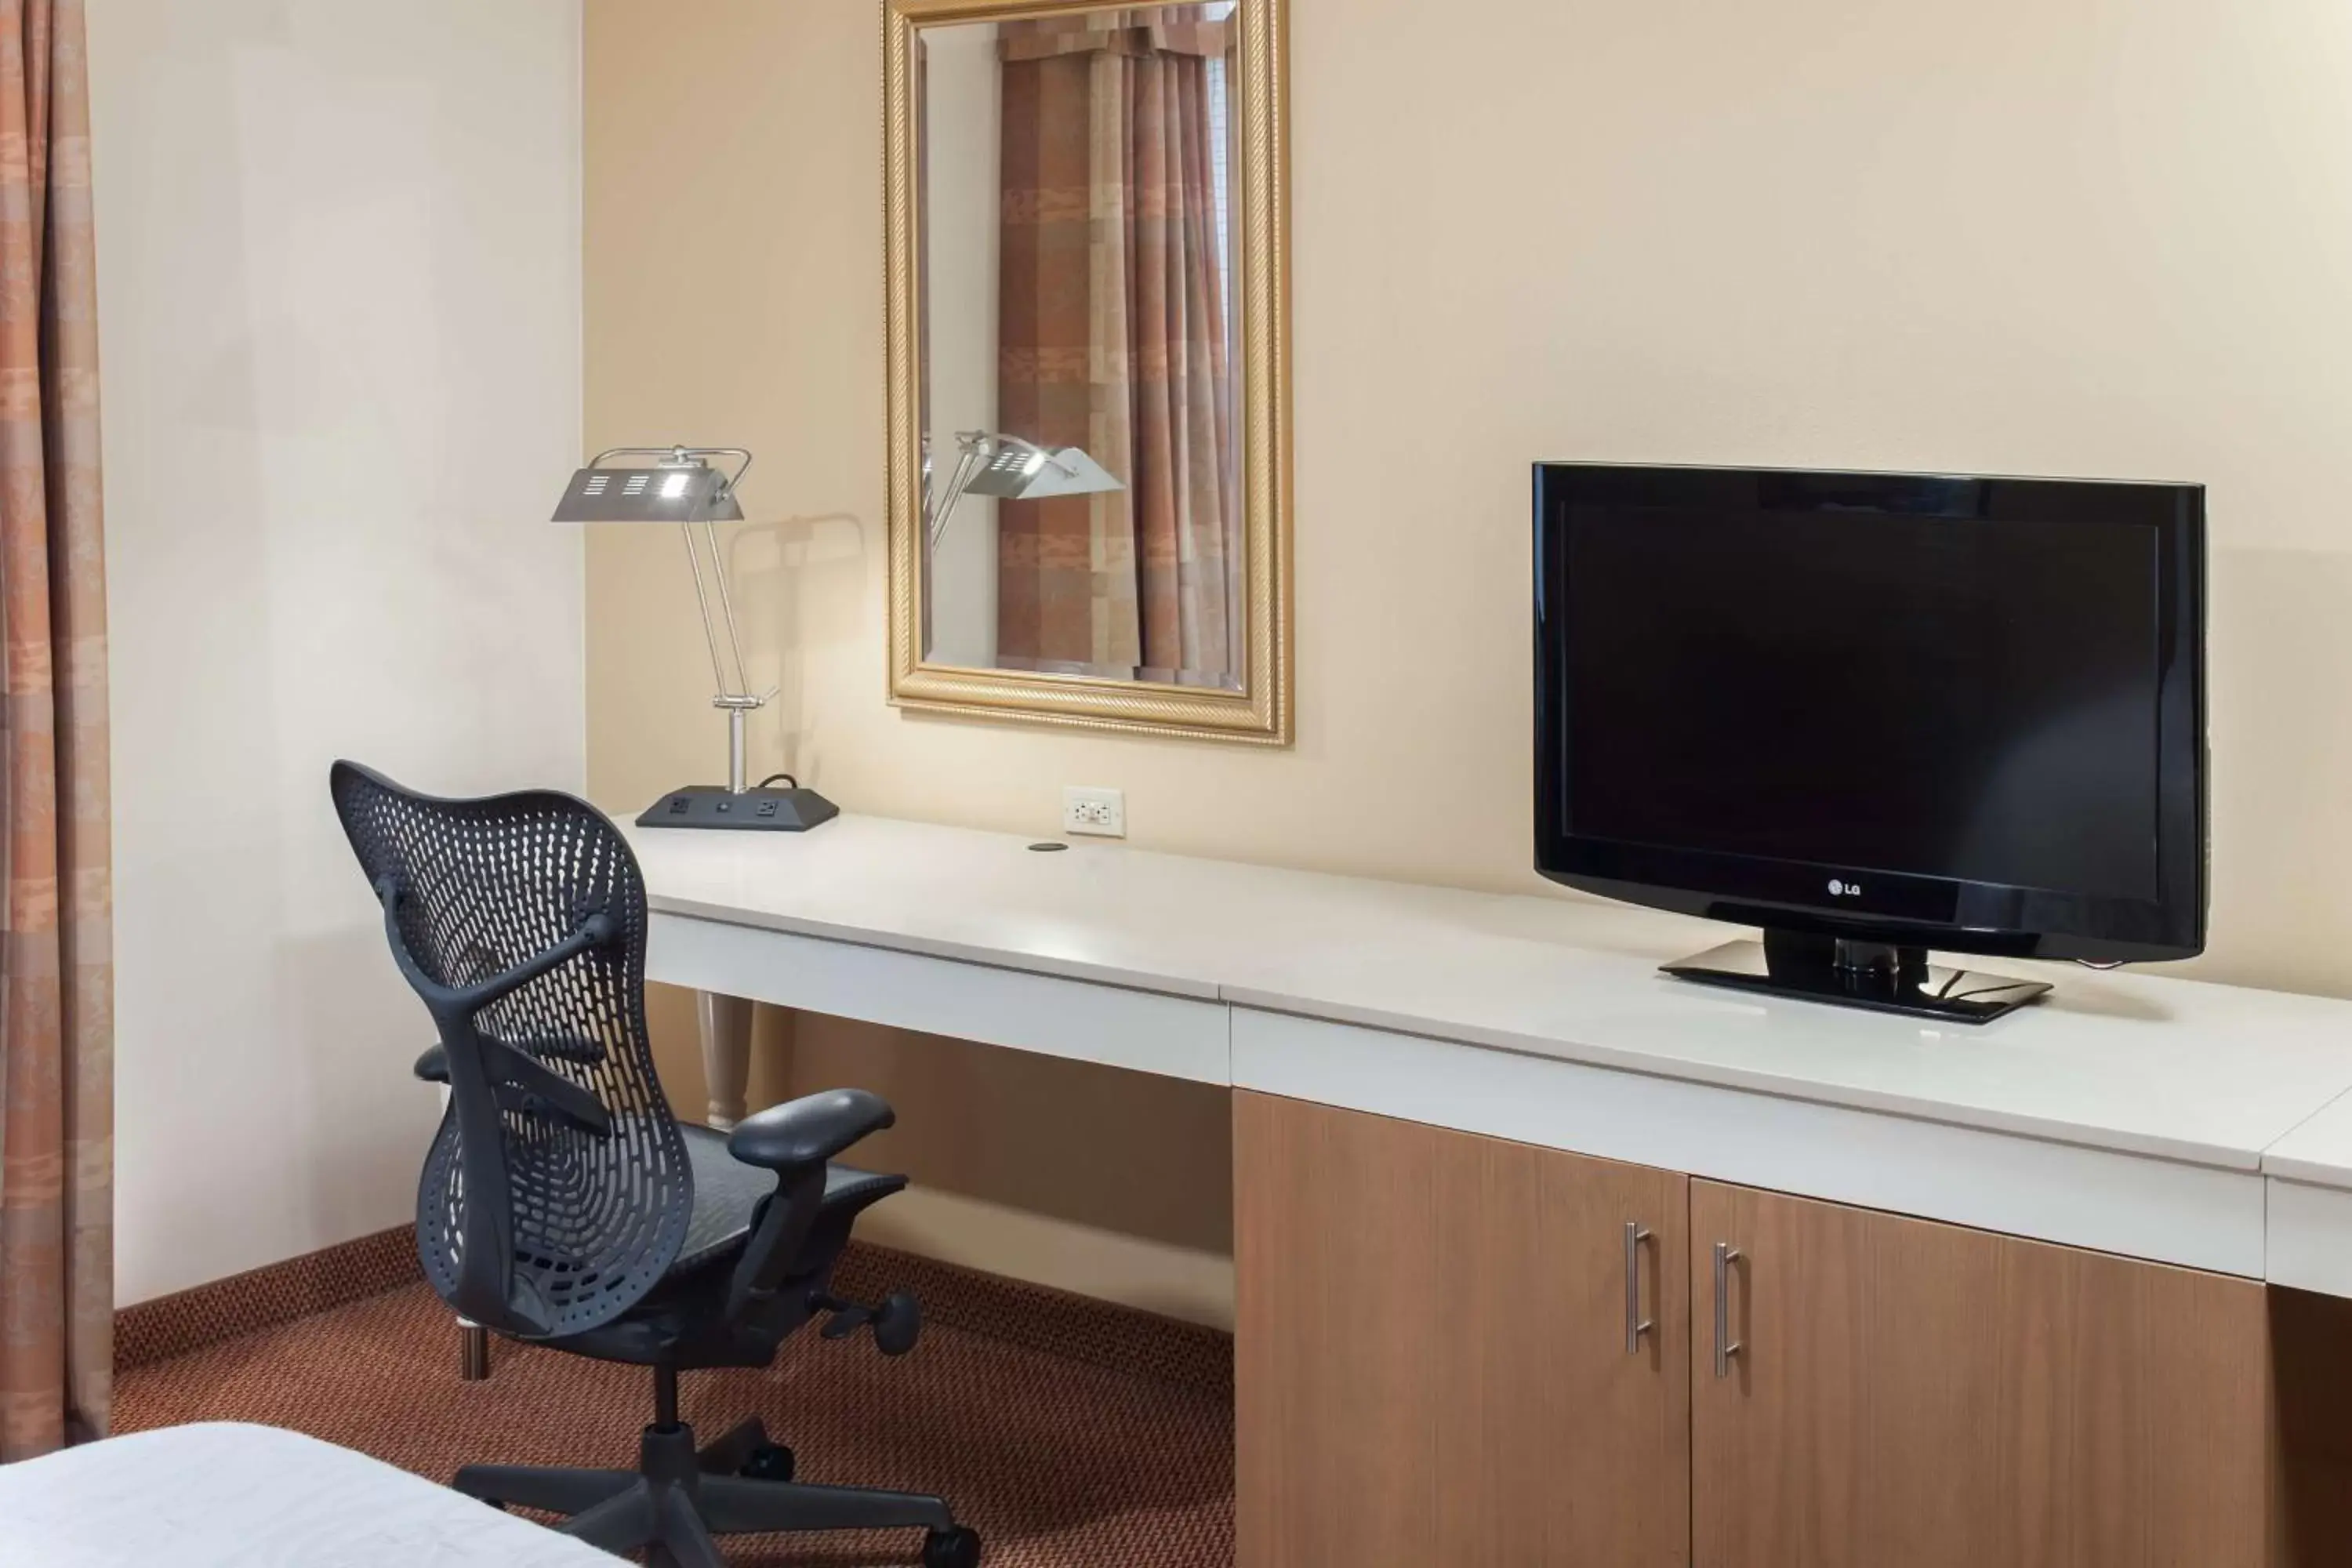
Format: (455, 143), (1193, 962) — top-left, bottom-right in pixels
(1686, 1179), (2273, 1568)
(1236, 1091), (1691, 1567)
(1235, 1096), (2309, 1567)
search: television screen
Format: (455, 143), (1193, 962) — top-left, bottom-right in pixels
(1566, 502), (2160, 900)
(1534, 465), (2205, 985)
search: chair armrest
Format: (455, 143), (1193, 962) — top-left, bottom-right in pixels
(728, 1088), (895, 1170)
(415, 1045), (449, 1083)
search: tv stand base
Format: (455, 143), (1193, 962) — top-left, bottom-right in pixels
(1663, 932), (2052, 1024)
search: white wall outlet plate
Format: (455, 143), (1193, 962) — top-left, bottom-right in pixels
(1062, 786), (1126, 838)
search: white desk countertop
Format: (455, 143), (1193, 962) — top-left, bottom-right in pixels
(626, 814), (2352, 1176)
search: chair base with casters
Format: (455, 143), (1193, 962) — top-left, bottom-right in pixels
(456, 1364), (980, 1568)
(426, 1107), (986, 1567)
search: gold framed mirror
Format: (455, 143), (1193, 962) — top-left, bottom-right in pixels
(884, 0), (1291, 744)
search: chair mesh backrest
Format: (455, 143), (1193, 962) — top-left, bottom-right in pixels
(331, 761), (692, 1338)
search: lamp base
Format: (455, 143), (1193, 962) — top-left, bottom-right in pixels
(636, 784), (840, 833)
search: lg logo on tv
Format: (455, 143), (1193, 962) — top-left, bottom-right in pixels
(1828, 878), (1863, 898)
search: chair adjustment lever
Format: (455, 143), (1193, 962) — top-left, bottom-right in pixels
(811, 1290), (921, 1356)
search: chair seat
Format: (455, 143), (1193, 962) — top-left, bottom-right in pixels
(673, 1123), (902, 1276)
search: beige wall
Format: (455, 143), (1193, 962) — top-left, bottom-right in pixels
(96, 0), (586, 1304)
(586, 0), (2352, 1295)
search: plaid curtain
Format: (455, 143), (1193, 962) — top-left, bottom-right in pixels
(0, 0), (113, 1461)
(996, 7), (1240, 681)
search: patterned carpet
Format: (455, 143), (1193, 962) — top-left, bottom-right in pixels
(114, 1273), (1235, 1566)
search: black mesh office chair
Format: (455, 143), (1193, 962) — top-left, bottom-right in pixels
(331, 761), (982, 1568)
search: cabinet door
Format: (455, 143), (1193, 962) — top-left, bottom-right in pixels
(1689, 1179), (2270, 1568)
(1235, 1091), (1690, 1567)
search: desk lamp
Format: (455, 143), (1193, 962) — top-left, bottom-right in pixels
(924, 430), (1123, 549)
(554, 445), (837, 832)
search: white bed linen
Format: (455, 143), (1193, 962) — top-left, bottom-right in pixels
(0, 1421), (612, 1566)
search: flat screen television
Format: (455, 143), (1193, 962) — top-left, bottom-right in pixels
(1534, 463), (2205, 1022)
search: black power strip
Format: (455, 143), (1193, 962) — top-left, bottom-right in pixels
(635, 784), (839, 833)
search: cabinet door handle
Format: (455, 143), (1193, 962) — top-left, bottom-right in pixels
(1623, 1221), (1653, 1353)
(1713, 1241), (1744, 1378)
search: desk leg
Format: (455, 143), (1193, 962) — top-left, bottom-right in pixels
(699, 991), (755, 1131)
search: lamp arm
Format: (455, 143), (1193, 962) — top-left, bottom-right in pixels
(712, 448), (753, 496)
(588, 444), (753, 486)
(677, 520), (738, 703)
(595, 445), (753, 703)
(927, 487), (964, 554)
(927, 440), (988, 552)
(572, 444), (764, 728)
(699, 512), (754, 700)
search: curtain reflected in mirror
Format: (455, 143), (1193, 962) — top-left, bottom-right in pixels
(921, 3), (1244, 691)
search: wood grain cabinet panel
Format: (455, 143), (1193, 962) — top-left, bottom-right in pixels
(1235, 1091), (1691, 1568)
(1689, 1178), (2271, 1568)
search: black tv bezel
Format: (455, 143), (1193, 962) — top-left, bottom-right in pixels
(1533, 463), (2207, 967)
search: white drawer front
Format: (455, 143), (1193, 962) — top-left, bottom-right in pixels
(649, 912), (1232, 1085)
(2267, 1178), (2352, 1297)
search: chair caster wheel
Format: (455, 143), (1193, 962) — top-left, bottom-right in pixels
(923, 1525), (982, 1568)
(739, 1442), (796, 1483)
(873, 1291), (921, 1357)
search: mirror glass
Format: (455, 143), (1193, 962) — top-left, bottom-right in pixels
(920, 2), (1245, 691)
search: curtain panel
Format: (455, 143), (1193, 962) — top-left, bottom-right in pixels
(996, 7), (1240, 682)
(0, 0), (113, 1461)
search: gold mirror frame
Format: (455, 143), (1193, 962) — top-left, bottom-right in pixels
(884, 0), (1293, 745)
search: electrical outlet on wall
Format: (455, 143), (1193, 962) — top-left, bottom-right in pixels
(1062, 786), (1126, 838)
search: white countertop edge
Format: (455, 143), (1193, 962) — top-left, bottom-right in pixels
(1219, 986), (2272, 1174)
(2261, 1153), (2352, 1192)
(646, 895), (1227, 1001)
(2256, 1085), (2352, 1191)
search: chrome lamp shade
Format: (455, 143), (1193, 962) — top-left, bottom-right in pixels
(925, 431), (1124, 551)
(554, 464), (746, 524)
(960, 441), (1122, 502)
(552, 445), (836, 833)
